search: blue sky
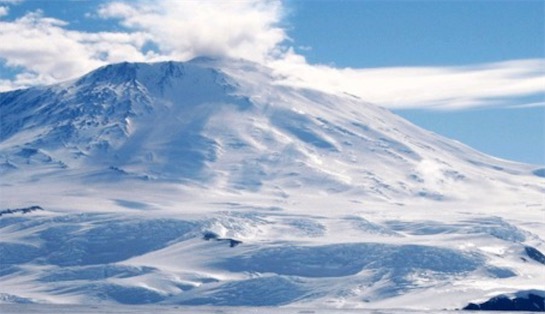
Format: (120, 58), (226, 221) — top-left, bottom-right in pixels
(0, 0), (543, 164)
(289, 0), (544, 67)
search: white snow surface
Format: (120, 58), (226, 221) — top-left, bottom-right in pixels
(0, 57), (544, 310)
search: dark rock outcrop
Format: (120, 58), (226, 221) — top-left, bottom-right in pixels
(0, 205), (43, 217)
(202, 231), (242, 248)
(464, 292), (545, 312)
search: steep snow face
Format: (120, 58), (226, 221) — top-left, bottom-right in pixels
(0, 58), (544, 309)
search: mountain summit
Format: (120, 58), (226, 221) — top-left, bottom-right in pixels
(0, 58), (544, 309)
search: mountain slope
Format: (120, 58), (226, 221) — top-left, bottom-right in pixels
(2, 58), (542, 200)
(0, 58), (544, 309)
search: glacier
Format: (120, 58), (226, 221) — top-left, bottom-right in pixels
(0, 57), (544, 310)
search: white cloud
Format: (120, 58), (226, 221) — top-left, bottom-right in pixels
(97, 0), (286, 63)
(507, 102), (545, 109)
(0, 10), (154, 90)
(0, 0), (287, 91)
(0, 0), (23, 15)
(0, 0), (543, 111)
(271, 56), (545, 110)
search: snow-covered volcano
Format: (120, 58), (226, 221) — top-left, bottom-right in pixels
(0, 58), (544, 310)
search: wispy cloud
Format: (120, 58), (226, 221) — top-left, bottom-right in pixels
(507, 101), (545, 109)
(271, 56), (545, 110)
(0, 0), (543, 111)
